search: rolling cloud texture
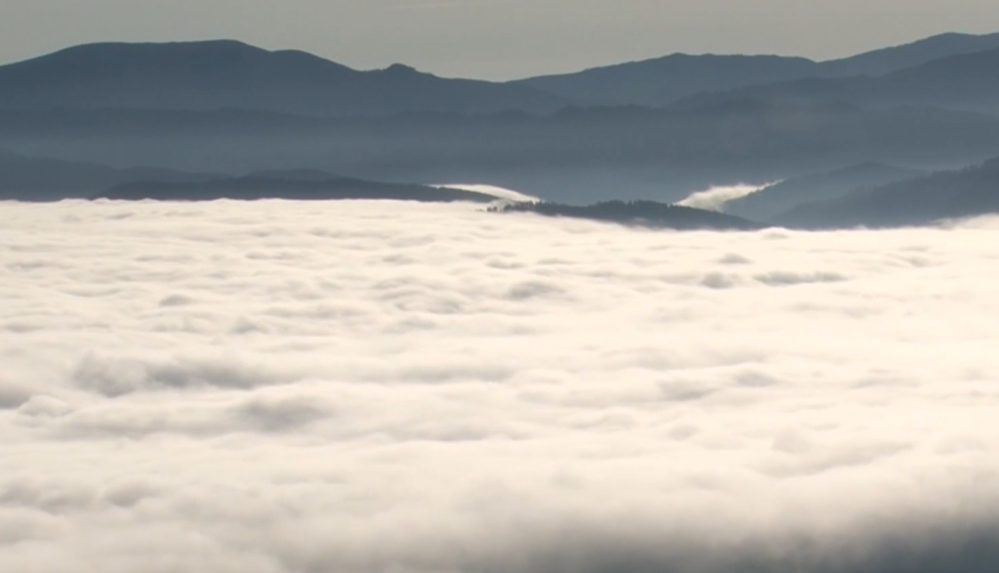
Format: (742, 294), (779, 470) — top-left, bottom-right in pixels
(2, 199), (999, 572)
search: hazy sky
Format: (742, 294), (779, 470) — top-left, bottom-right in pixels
(1, 0), (998, 79)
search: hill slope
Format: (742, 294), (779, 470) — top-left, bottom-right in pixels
(673, 48), (999, 115)
(776, 158), (999, 229)
(493, 200), (761, 230)
(0, 41), (566, 117)
(725, 163), (923, 221)
(818, 32), (999, 77)
(514, 55), (818, 107)
(98, 175), (497, 203)
(0, 150), (219, 201)
(514, 33), (999, 107)
(5, 102), (999, 204)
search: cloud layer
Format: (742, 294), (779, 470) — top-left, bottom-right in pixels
(676, 183), (767, 212)
(433, 183), (540, 203)
(2, 199), (999, 572)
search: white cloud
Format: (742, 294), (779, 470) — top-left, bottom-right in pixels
(2, 199), (999, 572)
(434, 183), (540, 203)
(677, 183), (770, 211)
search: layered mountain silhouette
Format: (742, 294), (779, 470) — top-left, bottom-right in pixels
(0, 148), (219, 200)
(514, 33), (999, 107)
(724, 163), (923, 222)
(0, 40), (566, 116)
(5, 32), (999, 213)
(0, 150), (498, 204)
(515, 55), (818, 108)
(816, 32), (999, 77)
(776, 157), (999, 229)
(5, 102), (999, 204)
(3, 34), (999, 117)
(492, 200), (761, 230)
(97, 174), (497, 203)
(673, 47), (999, 115)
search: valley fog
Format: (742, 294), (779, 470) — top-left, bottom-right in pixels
(2, 199), (999, 572)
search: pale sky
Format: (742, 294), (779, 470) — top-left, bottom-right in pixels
(1, 0), (998, 79)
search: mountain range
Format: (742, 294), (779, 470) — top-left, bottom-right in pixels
(0, 41), (566, 117)
(0, 148), (219, 200)
(12, 142), (999, 232)
(493, 200), (761, 231)
(98, 174), (498, 203)
(2, 33), (999, 117)
(5, 102), (999, 204)
(775, 157), (999, 229)
(5, 32), (999, 225)
(0, 149), (501, 204)
(516, 33), (999, 107)
(724, 163), (924, 222)
(673, 47), (999, 115)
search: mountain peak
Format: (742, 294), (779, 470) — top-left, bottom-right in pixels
(44, 39), (268, 59)
(819, 31), (999, 76)
(0, 39), (565, 116)
(383, 63), (423, 75)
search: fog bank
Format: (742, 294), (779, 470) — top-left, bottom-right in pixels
(2, 199), (999, 572)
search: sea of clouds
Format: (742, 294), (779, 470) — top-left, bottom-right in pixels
(2, 199), (999, 573)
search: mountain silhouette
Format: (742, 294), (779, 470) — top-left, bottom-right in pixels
(0, 149), (220, 201)
(513, 33), (999, 107)
(5, 101), (999, 204)
(0, 40), (566, 116)
(673, 47), (999, 115)
(724, 162), (923, 221)
(775, 157), (999, 229)
(5, 33), (998, 116)
(97, 175), (498, 203)
(0, 148), (503, 203)
(817, 32), (999, 76)
(6, 32), (999, 205)
(492, 200), (761, 230)
(514, 55), (818, 107)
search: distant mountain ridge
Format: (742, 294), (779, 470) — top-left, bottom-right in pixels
(492, 200), (761, 231)
(2, 33), (999, 117)
(5, 101), (999, 204)
(0, 150), (498, 204)
(5, 32), (999, 206)
(672, 47), (999, 115)
(97, 174), (497, 203)
(775, 157), (999, 229)
(0, 40), (567, 116)
(816, 32), (999, 76)
(513, 32), (999, 107)
(0, 149), (221, 201)
(724, 163), (924, 222)
(514, 54), (819, 108)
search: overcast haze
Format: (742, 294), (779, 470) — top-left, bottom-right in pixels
(1, 0), (998, 79)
